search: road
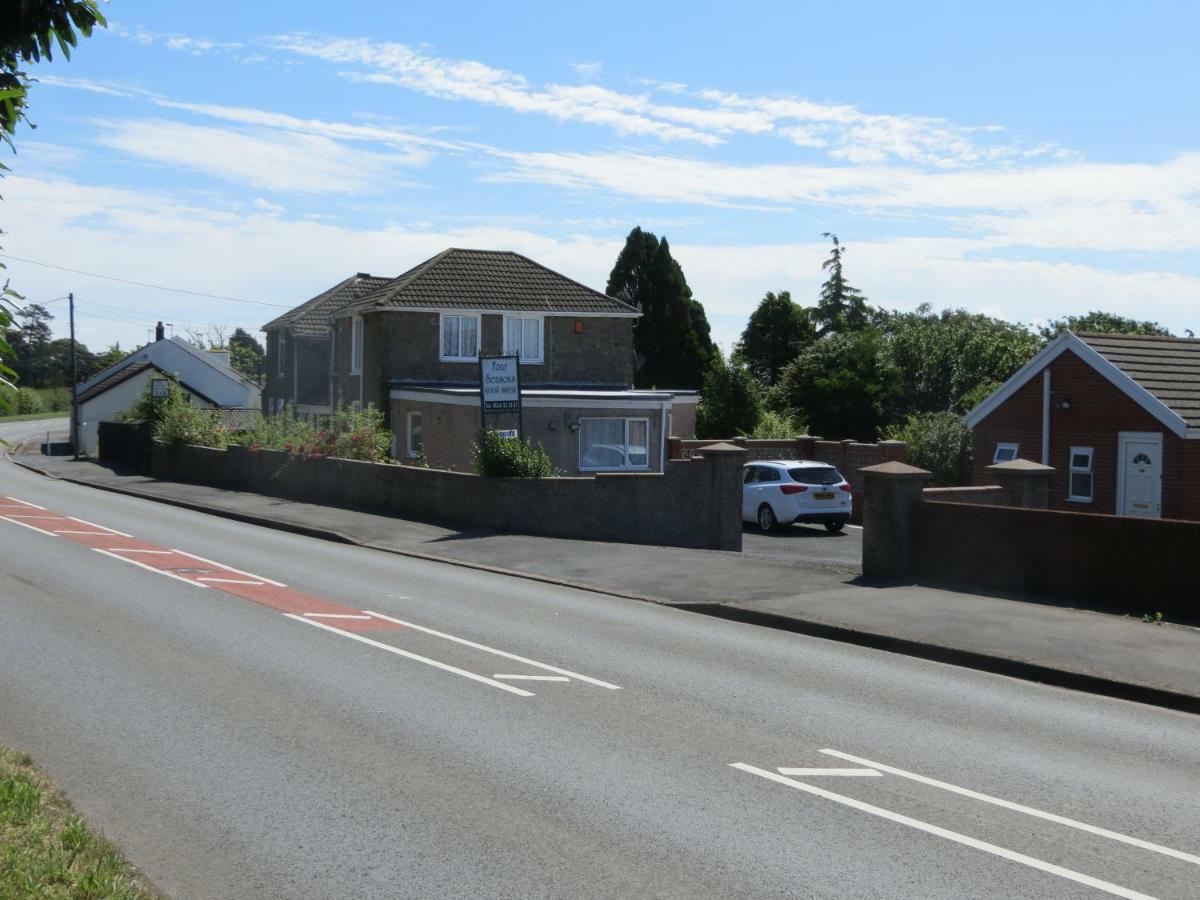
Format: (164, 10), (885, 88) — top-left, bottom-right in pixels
(2, 421), (1198, 899)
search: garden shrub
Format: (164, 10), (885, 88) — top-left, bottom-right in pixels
(234, 404), (392, 463)
(472, 430), (557, 478)
(120, 377), (229, 449)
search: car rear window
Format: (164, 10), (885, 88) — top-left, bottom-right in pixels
(788, 467), (843, 485)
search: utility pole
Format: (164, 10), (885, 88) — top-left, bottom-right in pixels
(69, 292), (80, 459)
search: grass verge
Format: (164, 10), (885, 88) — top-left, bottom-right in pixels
(0, 411), (69, 423)
(0, 744), (160, 899)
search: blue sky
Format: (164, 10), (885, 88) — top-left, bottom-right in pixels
(5, 0), (1200, 353)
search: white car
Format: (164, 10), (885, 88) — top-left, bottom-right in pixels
(742, 460), (853, 533)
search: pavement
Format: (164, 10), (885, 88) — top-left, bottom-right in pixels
(9, 428), (1200, 716)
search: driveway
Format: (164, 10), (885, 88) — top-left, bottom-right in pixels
(742, 520), (862, 573)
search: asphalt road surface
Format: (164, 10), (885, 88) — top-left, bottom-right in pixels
(2, 422), (1198, 899)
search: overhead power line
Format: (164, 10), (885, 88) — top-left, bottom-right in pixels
(0, 253), (291, 308)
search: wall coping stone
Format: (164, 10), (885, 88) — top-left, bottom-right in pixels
(861, 461), (933, 479)
(986, 458), (1054, 475)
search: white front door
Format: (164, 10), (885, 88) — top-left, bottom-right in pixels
(1118, 432), (1163, 518)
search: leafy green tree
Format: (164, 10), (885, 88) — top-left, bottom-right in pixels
(813, 233), (871, 335)
(5, 302), (53, 386)
(1039, 311), (1173, 339)
(751, 409), (807, 439)
(94, 342), (127, 370)
(695, 357), (763, 438)
(229, 327), (265, 382)
(885, 411), (973, 486)
(881, 305), (1042, 414)
(1, 1), (106, 410)
(775, 329), (901, 441)
(733, 290), (815, 385)
(607, 227), (717, 389)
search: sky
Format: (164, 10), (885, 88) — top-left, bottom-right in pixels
(5, 0), (1200, 355)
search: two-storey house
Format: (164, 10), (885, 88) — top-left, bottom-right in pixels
(262, 272), (391, 416)
(327, 248), (697, 474)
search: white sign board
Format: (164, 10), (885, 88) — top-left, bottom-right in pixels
(151, 378), (170, 398)
(480, 356), (520, 413)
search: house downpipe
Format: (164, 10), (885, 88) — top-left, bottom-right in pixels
(1041, 368), (1051, 465)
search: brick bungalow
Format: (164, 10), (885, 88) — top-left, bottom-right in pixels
(965, 331), (1200, 519)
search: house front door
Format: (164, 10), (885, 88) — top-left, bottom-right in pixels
(1118, 432), (1162, 518)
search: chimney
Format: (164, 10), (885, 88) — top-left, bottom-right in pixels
(155, 321), (165, 341)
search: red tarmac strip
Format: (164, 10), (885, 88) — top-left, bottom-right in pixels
(0, 501), (401, 634)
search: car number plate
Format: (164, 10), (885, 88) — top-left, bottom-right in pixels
(813, 491), (835, 500)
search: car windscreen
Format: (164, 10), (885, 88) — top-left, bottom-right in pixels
(787, 467), (842, 485)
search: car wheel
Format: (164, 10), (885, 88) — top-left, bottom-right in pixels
(757, 503), (779, 533)
(824, 520), (844, 534)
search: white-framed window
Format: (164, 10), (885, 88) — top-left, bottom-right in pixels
(993, 442), (1019, 463)
(503, 316), (543, 364)
(1068, 446), (1094, 502)
(440, 314), (480, 362)
(277, 333), (287, 377)
(578, 417), (650, 471)
(406, 411), (423, 459)
(350, 316), (364, 375)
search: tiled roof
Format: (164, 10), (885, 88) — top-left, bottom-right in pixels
(263, 273), (392, 336)
(344, 248), (640, 316)
(1077, 332), (1200, 428)
(76, 362), (156, 404)
(76, 361), (219, 406)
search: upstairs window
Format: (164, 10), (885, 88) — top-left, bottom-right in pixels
(350, 316), (364, 375)
(503, 316), (543, 363)
(1068, 447), (1094, 502)
(277, 333), (287, 377)
(993, 442), (1019, 463)
(441, 314), (480, 362)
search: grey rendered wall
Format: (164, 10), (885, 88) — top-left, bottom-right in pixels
(152, 441), (744, 550)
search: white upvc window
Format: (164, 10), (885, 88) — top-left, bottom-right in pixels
(503, 316), (543, 364)
(993, 442), (1019, 463)
(1068, 446), (1094, 502)
(578, 417), (650, 471)
(350, 316), (364, 375)
(440, 314), (480, 362)
(277, 333), (287, 377)
(406, 411), (423, 459)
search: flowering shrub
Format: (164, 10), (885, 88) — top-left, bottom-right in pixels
(120, 377), (229, 449)
(234, 405), (392, 463)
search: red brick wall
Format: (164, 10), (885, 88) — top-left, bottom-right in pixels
(913, 500), (1200, 616)
(972, 349), (1199, 520)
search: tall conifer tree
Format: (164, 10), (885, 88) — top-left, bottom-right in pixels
(606, 227), (716, 389)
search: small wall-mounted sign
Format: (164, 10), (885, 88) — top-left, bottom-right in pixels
(492, 429), (518, 439)
(151, 378), (169, 398)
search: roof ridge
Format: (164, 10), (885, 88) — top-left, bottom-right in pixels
(1076, 330), (1198, 343)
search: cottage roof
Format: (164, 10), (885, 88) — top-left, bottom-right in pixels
(263, 273), (392, 336)
(75, 361), (219, 406)
(342, 248), (640, 317)
(1075, 332), (1200, 430)
(965, 330), (1200, 438)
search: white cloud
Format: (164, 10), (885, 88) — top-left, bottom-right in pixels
(6, 174), (1199, 356)
(270, 33), (1047, 165)
(484, 149), (1200, 252)
(569, 60), (604, 79)
(94, 119), (422, 194)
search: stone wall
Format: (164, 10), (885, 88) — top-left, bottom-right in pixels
(149, 440), (746, 550)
